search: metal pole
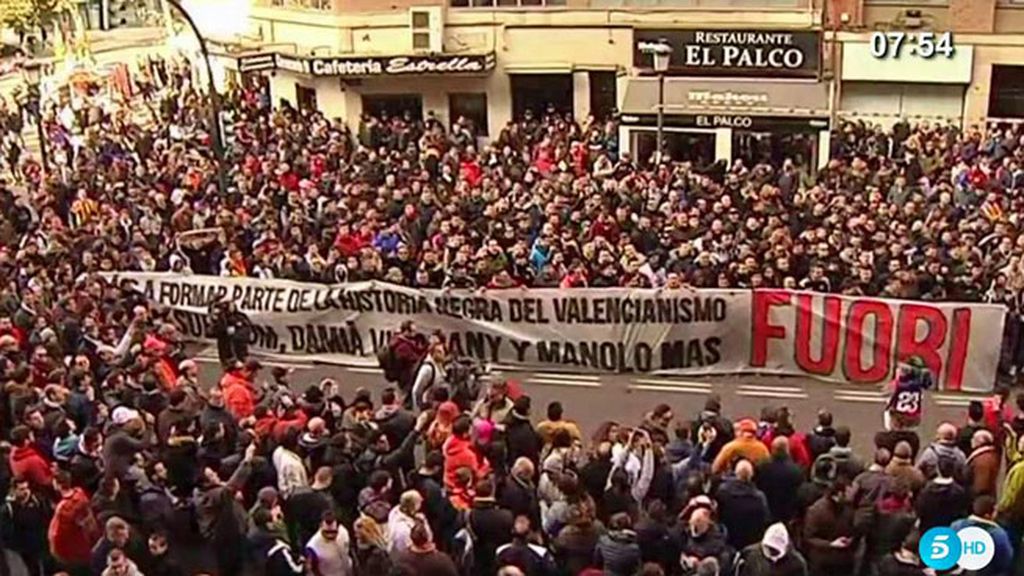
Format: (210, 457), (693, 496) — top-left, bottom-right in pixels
(656, 72), (664, 165)
(35, 105), (48, 173)
(164, 0), (227, 194)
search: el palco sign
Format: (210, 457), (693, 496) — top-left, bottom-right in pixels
(634, 29), (822, 79)
(275, 53), (496, 77)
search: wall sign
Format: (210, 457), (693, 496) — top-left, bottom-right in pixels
(237, 53), (276, 73)
(275, 53), (496, 77)
(634, 29), (822, 79)
(620, 113), (829, 132)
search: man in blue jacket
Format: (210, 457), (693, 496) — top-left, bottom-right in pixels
(951, 496), (1014, 576)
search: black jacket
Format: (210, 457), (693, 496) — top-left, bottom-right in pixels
(409, 469), (458, 547)
(496, 540), (557, 576)
(875, 553), (930, 576)
(805, 426), (836, 461)
(285, 486), (334, 547)
(735, 545), (808, 576)
(915, 479), (969, 532)
(69, 448), (103, 494)
(374, 406), (416, 470)
(468, 499), (515, 576)
(505, 416), (541, 465)
(715, 478), (770, 550)
(499, 475), (541, 529)
(250, 530), (304, 576)
(594, 529), (642, 576)
(676, 523), (730, 567)
(756, 454), (805, 523)
(1, 494), (50, 555)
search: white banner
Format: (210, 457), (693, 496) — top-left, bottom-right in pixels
(106, 273), (1006, 391)
(107, 273), (750, 375)
(749, 290), (1005, 392)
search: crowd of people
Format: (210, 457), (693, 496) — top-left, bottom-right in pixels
(3, 313), (1024, 576)
(3, 52), (1024, 375)
(0, 51), (1023, 575)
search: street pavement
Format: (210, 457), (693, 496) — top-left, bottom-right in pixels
(195, 356), (986, 457)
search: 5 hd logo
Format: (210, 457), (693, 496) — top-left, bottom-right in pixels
(920, 526), (995, 571)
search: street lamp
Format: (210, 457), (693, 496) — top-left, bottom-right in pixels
(164, 0), (227, 194)
(642, 39), (672, 164)
(22, 60), (49, 174)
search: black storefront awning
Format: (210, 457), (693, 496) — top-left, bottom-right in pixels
(266, 52), (497, 78)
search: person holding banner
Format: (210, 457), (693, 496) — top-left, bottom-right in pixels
(208, 301), (252, 367)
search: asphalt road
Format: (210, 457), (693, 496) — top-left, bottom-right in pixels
(195, 357), (986, 457)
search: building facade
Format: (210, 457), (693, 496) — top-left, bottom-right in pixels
(212, 0), (1024, 166)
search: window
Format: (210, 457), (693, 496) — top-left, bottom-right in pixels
(589, 71), (617, 121)
(451, 0), (565, 7)
(989, 65), (1024, 119)
(411, 11), (431, 50)
(362, 94), (424, 121)
(449, 93), (489, 135)
(510, 74), (573, 119)
(297, 84), (317, 111)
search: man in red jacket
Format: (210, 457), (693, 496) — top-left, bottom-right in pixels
(220, 359), (261, 420)
(442, 415), (491, 492)
(49, 470), (100, 575)
(8, 425), (52, 494)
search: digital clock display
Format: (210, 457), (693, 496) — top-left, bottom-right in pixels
(870, 32), (956, 59)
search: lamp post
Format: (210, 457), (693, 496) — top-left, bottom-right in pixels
(164, 0), (227, 194)
(22, 60), (49, 174)
(643, 39), (671, 164)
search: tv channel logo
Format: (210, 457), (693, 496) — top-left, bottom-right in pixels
(920, 526), (995, 571)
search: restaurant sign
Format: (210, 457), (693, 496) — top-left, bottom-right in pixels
(634, 29), (821, 79)
(275, 52), (496, 77)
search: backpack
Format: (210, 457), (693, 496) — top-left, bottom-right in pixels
(377, 344), (401, 383)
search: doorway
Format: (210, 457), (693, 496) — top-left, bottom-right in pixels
(361, 94), (424, 121)
(511, 74), (573, 120)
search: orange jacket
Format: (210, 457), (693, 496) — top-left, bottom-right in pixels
(711, 435), (770, 475)
(443, 435), (491, 492)
(220, 371), (256, 420)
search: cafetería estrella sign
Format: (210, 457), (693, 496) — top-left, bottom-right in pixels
(634, 29), (821, 79)
(273, 52), (496, 77)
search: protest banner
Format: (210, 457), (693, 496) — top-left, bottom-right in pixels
(105, 273), (1006, 391)
(750, 290), (1005, 391)
(106, 272), (750, 375)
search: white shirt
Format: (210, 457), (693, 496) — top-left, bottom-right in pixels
(271, 446), (308, 498)
(305, 528), (352, 576)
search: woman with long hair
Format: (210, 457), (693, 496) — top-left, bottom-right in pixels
(352, 515), (392, 575)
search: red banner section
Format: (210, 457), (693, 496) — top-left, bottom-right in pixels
(750, 290), (1003, 391)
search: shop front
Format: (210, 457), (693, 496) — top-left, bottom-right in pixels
(269, 51), (497, 132)
(839, 39), (974, 128)
(619, 79), (831, 169)
(625, 27), (828, 169)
